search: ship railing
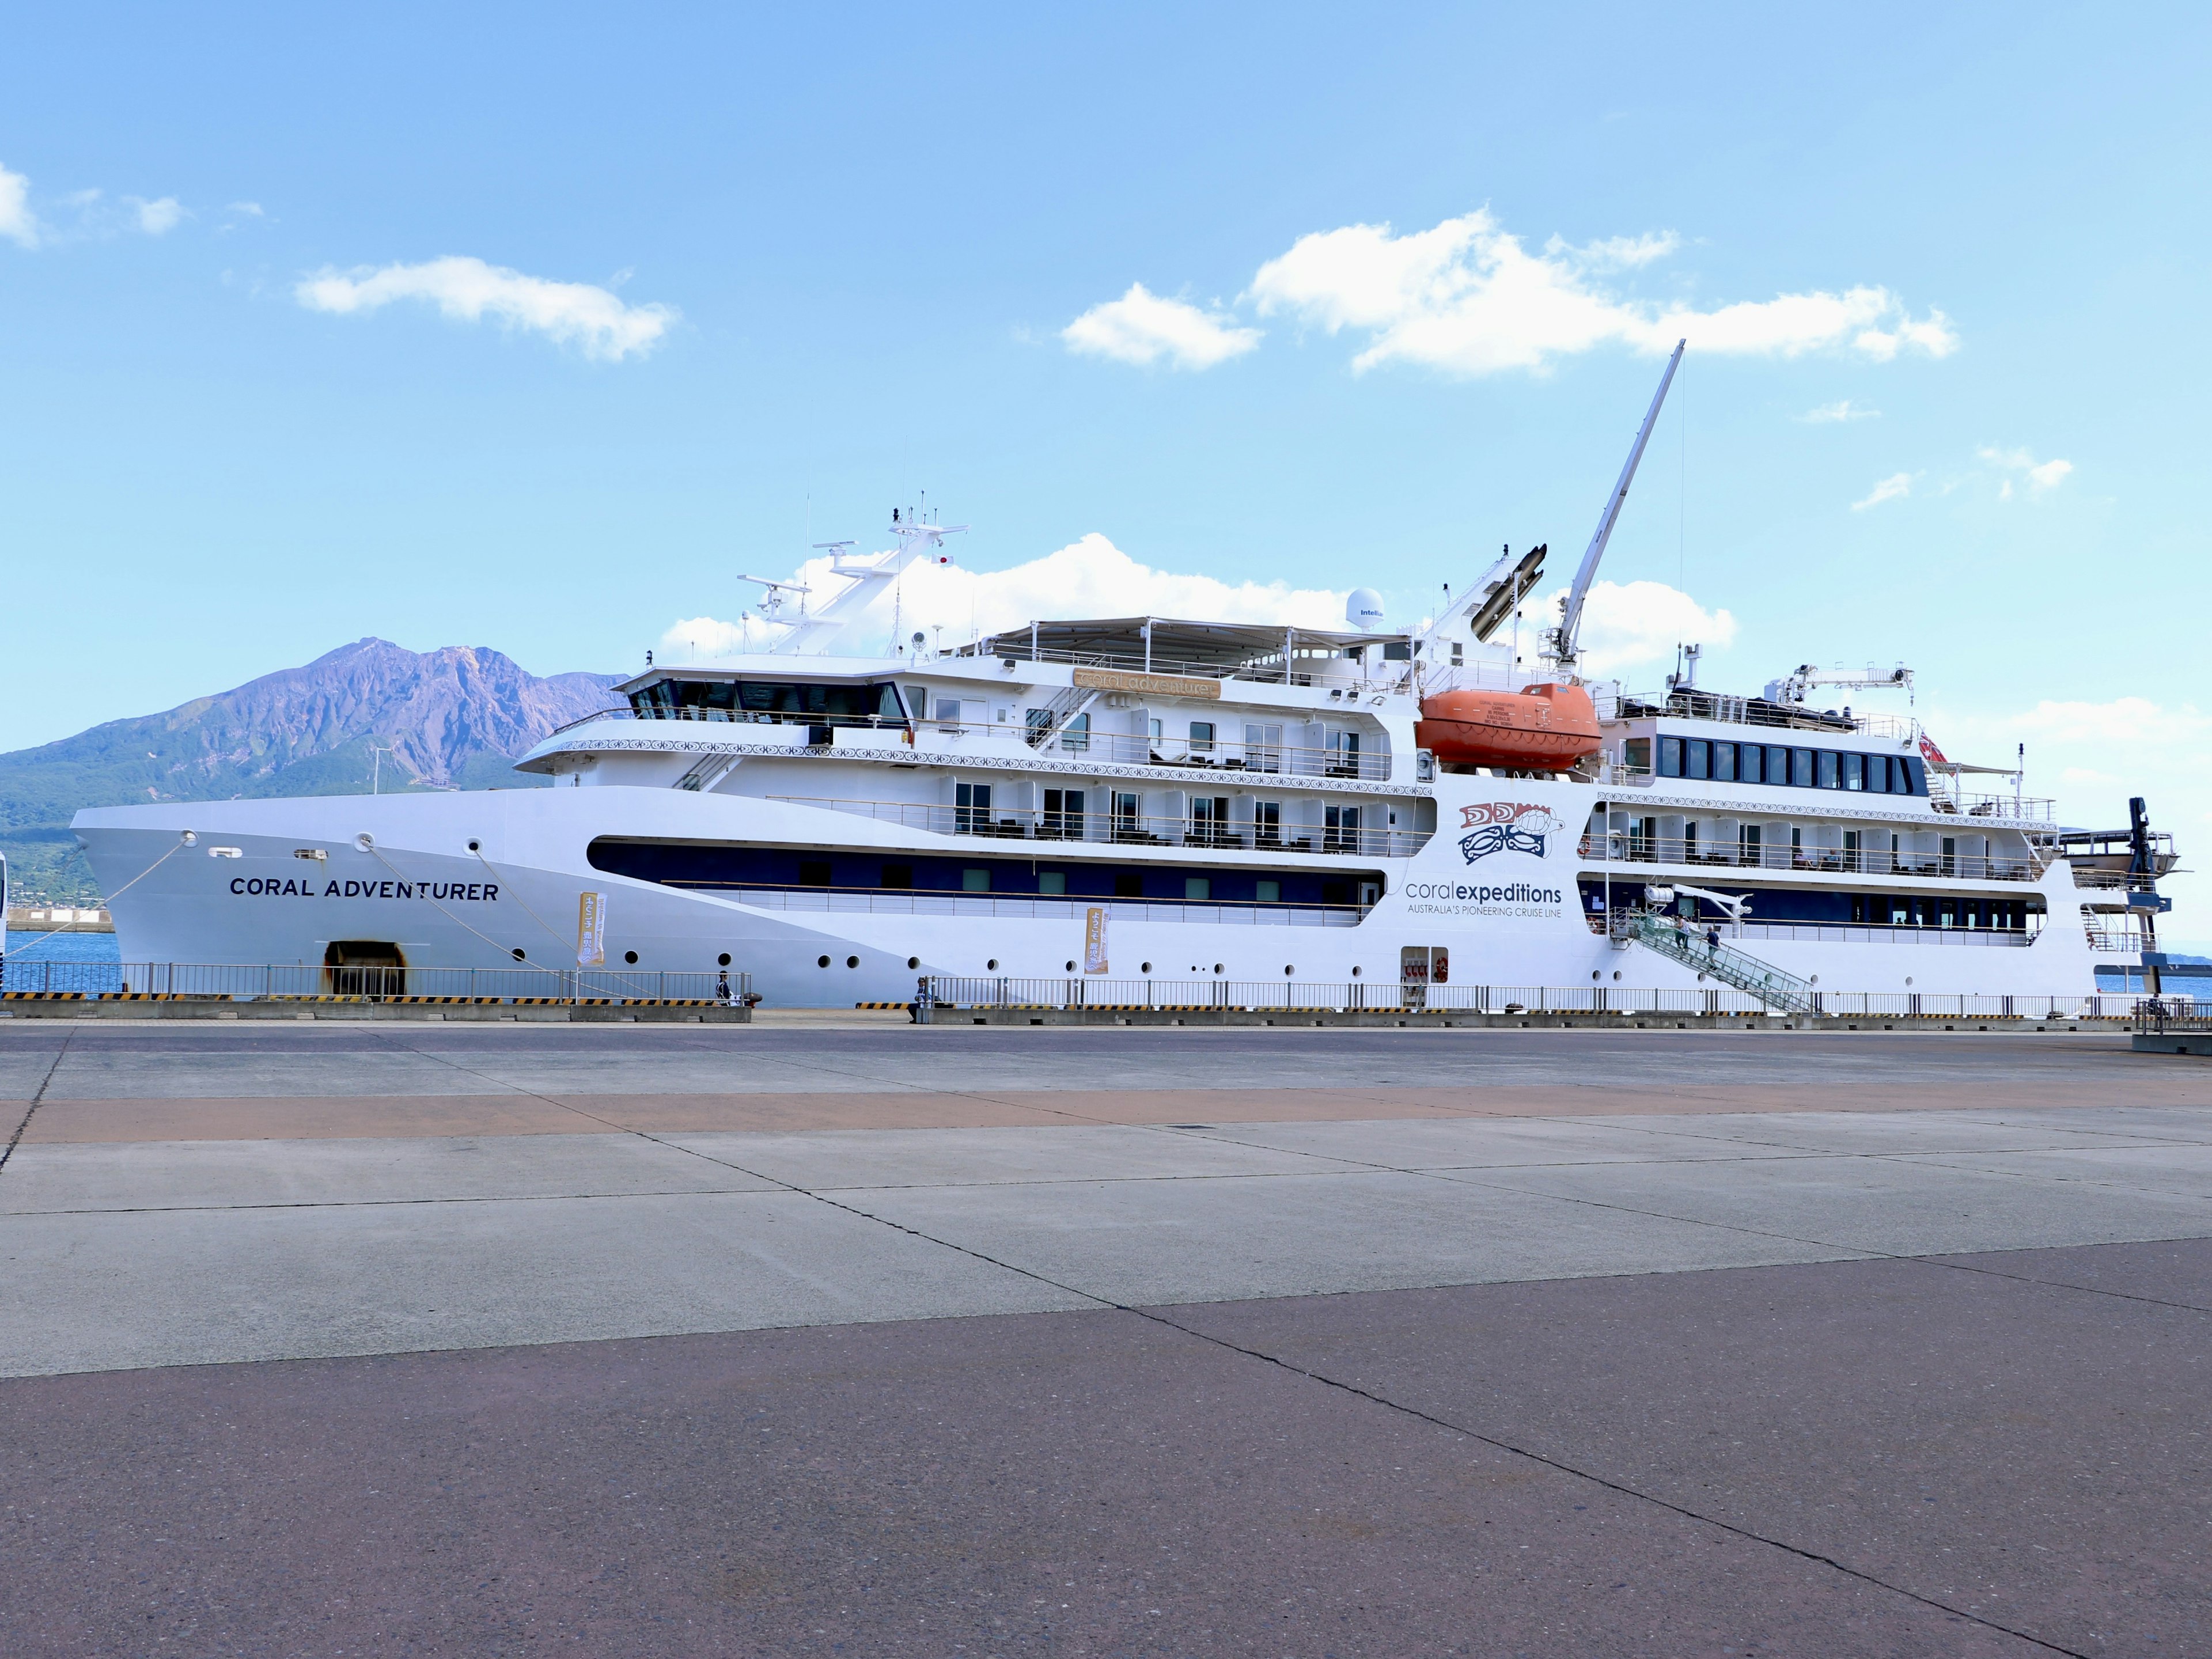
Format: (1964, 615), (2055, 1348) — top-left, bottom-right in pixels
(940, 641), (1391, 688)
(1596, 690), (1918, 742)
(1575, 834), (2040, 882)
(0, 961), (754, 1003)
(766, 795), (1432, 858)
(1928, 784), (2054, 820)
(924, 978), (2161, 1021)
(547, 706), (1397, 781)
(670, 884), (1365, 927)
(2084, 927), (2153, 953)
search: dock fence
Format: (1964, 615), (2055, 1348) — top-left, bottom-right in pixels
(0, 960), (752, 1005)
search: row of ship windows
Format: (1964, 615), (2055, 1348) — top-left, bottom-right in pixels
(1628, 737), (1928, 795)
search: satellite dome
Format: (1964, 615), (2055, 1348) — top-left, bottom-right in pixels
(1346, 587), (1385, 629)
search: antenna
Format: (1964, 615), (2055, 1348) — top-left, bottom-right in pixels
(1550, 339), (1686, 671)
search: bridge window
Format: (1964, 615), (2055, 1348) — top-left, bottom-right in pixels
(1843, 753), (1865, 791)
(1791, 748), (1815, 787)
(1685, 739), (1710, 780)
(1713, 742), (1736, 782)
(1816, 751), (1840, 789)
(1658, 737), (1683, 778)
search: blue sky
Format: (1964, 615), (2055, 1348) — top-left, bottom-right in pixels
(6, 4), (2211, 922)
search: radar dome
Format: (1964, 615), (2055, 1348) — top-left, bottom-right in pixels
(1346, 587), (1385, 629)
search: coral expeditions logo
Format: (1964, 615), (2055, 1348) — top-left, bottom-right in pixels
(1457, 802), (1563, 865)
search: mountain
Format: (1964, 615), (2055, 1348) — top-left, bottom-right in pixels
(0, 639), (618, 904)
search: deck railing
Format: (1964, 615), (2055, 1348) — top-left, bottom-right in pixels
(669, 886), (1364, 927)
(1576, 834), (2038, 882)
(768, 795), (1431, 858)
(548, 706), (1397, 781)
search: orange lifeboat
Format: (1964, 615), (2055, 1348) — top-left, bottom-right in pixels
(1415, 683), (1601, 771)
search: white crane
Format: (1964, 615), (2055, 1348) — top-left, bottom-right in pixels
(1763, 663), (1914, 705)
(1546, 339), (1685, 672)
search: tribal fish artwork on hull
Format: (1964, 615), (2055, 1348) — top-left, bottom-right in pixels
(1457, 802), (1565, 864)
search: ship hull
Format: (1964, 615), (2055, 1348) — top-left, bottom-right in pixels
(72, 779), (2112, 1007)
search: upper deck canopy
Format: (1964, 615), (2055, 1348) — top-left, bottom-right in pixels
(967, 617), (1410, 679)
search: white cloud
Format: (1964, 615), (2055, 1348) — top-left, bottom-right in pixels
(0, 162), (40, 248)
(1852, 472), (1913, 510)
(295, 255), (676, 360)
(1800, 399), (1879, 423)
(1499, 579), (1736, 679)
(1979, 445), (2072, 497)
(668, 533), (1353, 660)
(1245, 208), (1957, 376)
(668, 536), (1740, 695)
(1061, 283), (1262, 370)
(129, 196), (184, 235)
(227, 200), (264, 217)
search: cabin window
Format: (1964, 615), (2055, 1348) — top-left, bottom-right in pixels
(905, 687), (927, 719)
(1740, 824), (1762, 862)
(1713, 743), (1737, 783)
(955, 781), (992, 833)
(1039, 871), (1066, 896)
(798, 860), (831, 887)
(1658, 737), (1683, 777)
(1816, 751), (1839, 789)
(1190, 721), (1216, 756)
(1025, 708), (1052, 743)
(1889, 897), (1912, 926)
(1185, 877), (1211, 900)
(1324, 804), (1361, 852)
(1789, 748), (1813, 787)
(1764, 745), (1788, 785)
(1866, 755), (1890, 793)
(961, 868), (991, 892)
(1327, 730), (1362, 775)
(1245, 723), (1284, 772)
(1256, 879), (1282, 903)
(1684, 740), (1710, 780)
(880, 863), (912, 890)
(1147, 718), (1163, 746)
(1191, 795), (1230, 846)
(1899, 756), (1927, 796)
(1112, 791), (1141, 841)
(1842, 828), (1861, 870)
(1843, 753), (1864, 791)
(938, 699), (964, 730)
(1253, 800), (1282, 846)
(1113, 873), (1143, 897)
(1043, 789), (1085, 839)
(1623, 738), (1651, 771)
(1738, 744), (1763, 785)
(1060, 713), (1090, 752)
(1683, 822), (1698, 859)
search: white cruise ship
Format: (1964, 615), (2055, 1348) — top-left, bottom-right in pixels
(70, 353), (2176, 1010)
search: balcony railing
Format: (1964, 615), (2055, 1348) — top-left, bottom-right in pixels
(768, 795), (1431, 858)
(1929, 783), (2053, 820)
(1577, 834), (2039, 882)
(548, 707), (1394, 781)
(1597, 688), (1915, 741)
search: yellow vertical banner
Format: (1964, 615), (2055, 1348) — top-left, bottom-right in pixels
(575, 891), (607, 967)
(1083, 906), (1109, 974)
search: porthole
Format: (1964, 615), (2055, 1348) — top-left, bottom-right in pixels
(907, 956), (920, 970)
(1284, 965), (1295, 976)
(1612, 971), (1622, 982)
(718, 952), (732, 967)
(1141, 961), (1153, 974)
(986, 959), (999, 970)
(511, 948), (525, 961)
(1591, 971), (1600, 982)
(1213, 963), (1224, 975)
(846, 955), (859, 969)
(1065, 960), (1076, 971)
(817, 955), (831, 968)
(1351, 967), (1362, 978)
(625, 950), (639, 965)
(467, 839), (481, 853)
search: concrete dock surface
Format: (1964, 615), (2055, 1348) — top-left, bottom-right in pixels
(1, 1023), (2207, 1656)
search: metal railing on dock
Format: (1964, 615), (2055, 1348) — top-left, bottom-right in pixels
(0, 960), (754, 1005)
(926, 976), (2163, 1021)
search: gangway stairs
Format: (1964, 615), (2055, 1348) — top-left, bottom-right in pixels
(1620, 912), (1817, 1014)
